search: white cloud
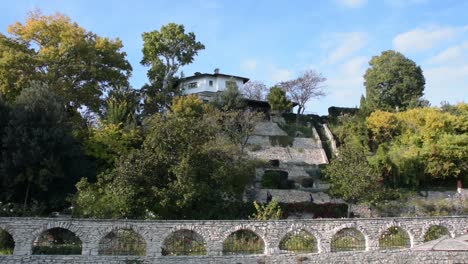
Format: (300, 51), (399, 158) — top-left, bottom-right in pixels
(393, 25), (468, 53)
(424, 64), (468, 104)
(269, 67), (293, 83)
(241, 59), (258, 72)
(336, 0), (367, 8)
(427, 41), (468, 65)
(316, 56), (367, 108)
(325, 32), (368, 64)
(341, 56), (368, 77)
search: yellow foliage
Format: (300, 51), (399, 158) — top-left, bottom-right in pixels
(367, 110), (400, 143)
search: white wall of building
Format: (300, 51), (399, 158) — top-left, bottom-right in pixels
(181, 75), (245, 95)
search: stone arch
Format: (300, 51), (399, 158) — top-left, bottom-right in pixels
(377, 222), (414, 248)
(0, 227), (15, 255)
(98, 225), (147, 256)
(330, 224), (367, 252)
(157, 224), (210, 254)
(276, 224), (322, 253)
(161, 229), (207, 256)
(31, 222), (86, 244)
(221, 225), (266, 255)
(423, 225), (452, 242)
(278, 229), (318, 254)
(378, 225), (411, 250)
(421, 221), (455, 240)
(32, 227), (82, 255)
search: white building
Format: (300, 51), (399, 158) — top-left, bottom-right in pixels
(180, 70), (249, 101)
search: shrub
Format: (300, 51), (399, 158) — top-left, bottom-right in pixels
(424, 226), (450, 242)
(269, 136), (294, 147)
(282, 202), (347, 218)
(250, 144), (262, 151)
(261, 171), (293, 189)
(296, 177), (314, 188)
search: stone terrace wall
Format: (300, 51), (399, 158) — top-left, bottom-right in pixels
(1, 251), (468, 264)
(0, 217), (467, 263)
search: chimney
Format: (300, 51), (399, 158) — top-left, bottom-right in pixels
(214, 68), (220, 74)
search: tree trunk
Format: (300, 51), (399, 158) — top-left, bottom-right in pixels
(296, 106), (302, 125)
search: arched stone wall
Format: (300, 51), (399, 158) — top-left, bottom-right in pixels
(0, 216), (466, 261)
(158, 225), (209, 255)
(276, 223), (322, 253)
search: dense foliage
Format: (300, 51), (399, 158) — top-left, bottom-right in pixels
(0, 11), (131, 113)
(363, 50), (425, 112)
(74, 96), (257, 219)
(0, 12), (465, 220)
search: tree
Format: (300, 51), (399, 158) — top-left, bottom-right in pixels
(223, 110), (265, 155)
(140, 64), (181, 116)
(0, 83), (89, 212)
(267, 86), (292, 113)
(75, 96), (256, 219)
(84, 123), (141, 173)
(367, 105), (468, 187)
(141, 23), (205, 112)
(102, 85), (140, 127)
(1, 11), (132, 112)
(324, 142), (382, 217)
(279, 70), (326, 116)
(364, 50), (425, 112)
(214, 79), (245, 111)
(242, 80), (268, 101)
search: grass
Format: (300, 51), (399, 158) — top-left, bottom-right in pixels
(223, 230), (264, 255)
(379, 227), (410, 250)
(0, 249), (13, 255)
(279, 231), (317, 253)
(331, 228), (365, 252)
(269, 135), (294, 147)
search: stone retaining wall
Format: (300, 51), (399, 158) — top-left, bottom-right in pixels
(0, 217), (466, 263)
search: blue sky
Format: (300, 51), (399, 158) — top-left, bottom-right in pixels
(2, 0), (467, 115)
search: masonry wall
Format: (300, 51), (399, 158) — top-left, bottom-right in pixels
(0, 216), (467, 263)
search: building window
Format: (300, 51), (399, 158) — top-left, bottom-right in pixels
(188, 82), (198, 88)
(209, 80), (213, 87)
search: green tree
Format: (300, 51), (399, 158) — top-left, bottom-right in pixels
(84, 123), (141, 173)
(250, 200), (283, 220)
(75, 96), (256, 219)
(141, 23), (204, 112)
(367, 105), (468, 187)
(214, 79), (245, 111)
(0, 11), (132, 112)
(267, 86), (292, 112)
(103, 85), (140, 127)
(0, 83), (89, 212)
(140, 71), (180, 116)
(364, 50), (425, 112)
(324, 142), (382, 217)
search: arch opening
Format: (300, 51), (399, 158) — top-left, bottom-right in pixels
(0, 229), (14, 255)
(98, 228), (146, 256)
(162, 229), (206, 256)
(379, 226), (410, 250)
(279, 230), (317, 253)
(331, 228), (365, 252)
(32, 227), (82, 255)
(424, 225), (450, 242)
(223, 229), (264, 255)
